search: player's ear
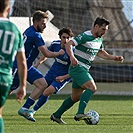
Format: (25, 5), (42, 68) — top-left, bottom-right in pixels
(7, 6), (10, 14)
(6, 6), (10, 18)
(95, 24), (99, 28)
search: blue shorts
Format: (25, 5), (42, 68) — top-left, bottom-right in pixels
(10, 66), (44, 91)
(44, 70), (71, 94)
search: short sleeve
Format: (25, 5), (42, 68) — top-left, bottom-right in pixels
(34, 33), (45, 47)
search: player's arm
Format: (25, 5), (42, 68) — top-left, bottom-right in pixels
(65, 40), (75, 56)
(65, 40), (78, 66)
(16, 51), (27, 103)
(34, 55), (47, 68)
(38, 45), (65, 58)
(97, 49), (124, 62)
(56, 74), (70, 82)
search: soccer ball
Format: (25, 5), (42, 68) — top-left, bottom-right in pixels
(85, 110), (100, 125)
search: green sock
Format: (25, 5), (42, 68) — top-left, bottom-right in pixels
(54, 96), (75, 118)
(77, 89), (93, 114)
(0, 117), (4, 133)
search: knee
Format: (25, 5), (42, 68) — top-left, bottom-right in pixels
(82, 80), (97, 93)
(89, 85), (97, 93)
(84, 83), (97, 93)
(33, 79), (48, 91)
(34, 84), (47, 92)
(43, 89), (54, 97)
(44, 91), (51, 96)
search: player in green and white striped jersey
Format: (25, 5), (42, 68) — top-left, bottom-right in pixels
(0, 0), (27, 132)
(51, 16), (124, 124)
(73, 30), (104, 70)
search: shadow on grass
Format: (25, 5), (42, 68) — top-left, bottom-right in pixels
(4, 114), (132, 126)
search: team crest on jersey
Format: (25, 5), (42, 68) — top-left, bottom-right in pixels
(77, 34), (82, 40)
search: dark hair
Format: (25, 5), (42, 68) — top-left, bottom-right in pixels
(94, 16), (110, 27)
(32, 10), (48, 23)
(0, 0), (9, 13)
(58, 27), (74, 38)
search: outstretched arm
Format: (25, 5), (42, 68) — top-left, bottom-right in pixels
(97, 49), (124, 62)
(38, 45), (65, 58)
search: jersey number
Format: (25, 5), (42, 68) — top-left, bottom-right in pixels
(0, 30), (15, 54)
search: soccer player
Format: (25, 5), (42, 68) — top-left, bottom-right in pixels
(17, 27), (74, 122)
(0, 0), (27, 132)
(9, 10), (65, 94)
(50, 16), (124, 124)
(9, 10), (65, 104)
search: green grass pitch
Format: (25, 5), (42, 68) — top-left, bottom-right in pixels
(3, 94), (133, 133)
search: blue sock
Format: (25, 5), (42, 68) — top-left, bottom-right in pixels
(33, 94), (49, 111)
(23, 97), (35, 109)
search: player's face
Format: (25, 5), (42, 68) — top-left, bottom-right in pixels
(95, 24), (109, 37)
(61, 33), (71, 45)
(36, 18), (47, 33)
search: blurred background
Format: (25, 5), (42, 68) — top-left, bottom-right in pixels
(9, 0), (133, 95)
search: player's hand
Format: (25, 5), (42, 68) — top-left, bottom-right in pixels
(58, 49), (65, 55)
(16, 86), (26, 104)
(56, 76), (64, 82)
(33, 64), (38, 68)
(70, 56), (78, 67)
(114, 56), (124, 63)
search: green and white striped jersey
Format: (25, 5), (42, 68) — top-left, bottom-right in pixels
(72, 30), (104, 70)
(0, 18), (24, 75)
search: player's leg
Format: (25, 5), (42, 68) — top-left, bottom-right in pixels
(32, 79), (70, 114)
(50, 95), (76, 124)
(30, 71), (55, 113)
(9, 68), (19, 95)
(73, 79), (97, 121)
(0, 107), (4, 133)
(30, 70), (54, 110)
(76, 79), (97, 115)
(18, 82), (47, 122)
(31, 85), (54, 113)
(0, 75), (12, 133)
(51, 87), (83, 124)
(18, 68), (54, 122)
(69, 64), (97, 121)
(18, 66), (47, 122)
(51, 80), (82, 124)
(20, 67), (47, 108)
(23, 78), (48, 108)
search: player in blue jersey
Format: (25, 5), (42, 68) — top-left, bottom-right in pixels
(0, 0), (27, 132)
(51, 16), (124, 124)
(9, 10), (64, 96)
(17, 27), (74, 122)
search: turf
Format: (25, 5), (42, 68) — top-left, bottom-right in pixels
(3, 94), (133, 133)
